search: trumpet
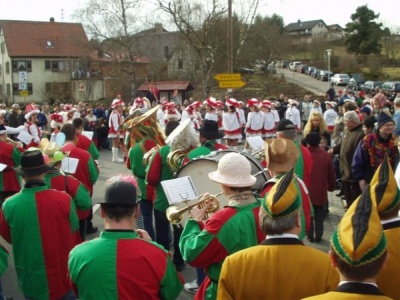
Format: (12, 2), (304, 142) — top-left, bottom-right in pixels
(166, 192), (223, 224)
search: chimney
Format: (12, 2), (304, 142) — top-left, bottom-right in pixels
(297, 19), (301, 23)
(50, 17), (55, 22)
(154, 23), (163, 33)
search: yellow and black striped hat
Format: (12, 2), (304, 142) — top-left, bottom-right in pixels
(262, 168), (301, 218)
(370, 156), (400, 214)
(331, 185), (386, 267)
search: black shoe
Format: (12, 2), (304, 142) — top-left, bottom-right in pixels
(315, 237), (322, 243)
(86, 226), (98, 235)
(307, 236), (315, 243)
(175, 263), (186, 272)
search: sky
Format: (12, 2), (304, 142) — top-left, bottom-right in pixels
(0, 0), (399, 30)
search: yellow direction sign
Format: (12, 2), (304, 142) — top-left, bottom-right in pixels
(218, 80), (247, 89)
(20, 90), (28, 97)
(214, 73), (241, 81)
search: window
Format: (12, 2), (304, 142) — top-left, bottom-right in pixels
(27, 83), (33, 94)
(5, 62), (9, 74)
(178, 59), (183, 69)
(164, 46), (169, 59)
(12, 60), (32, 72)
(45, 82), (52, 92)
(46, 41), (53, 48)
(12, 83), (18, 94)
(6, 84), (10, 96)
(52, 61), (58, 71)
(45, 60), (51, 70)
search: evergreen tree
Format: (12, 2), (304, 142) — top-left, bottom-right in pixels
(345, 5), (383, 55)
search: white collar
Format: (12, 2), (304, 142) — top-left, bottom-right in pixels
(381, 216), (400, 225)
(339, 281), (377, 288)
(266, 233), (298, 240)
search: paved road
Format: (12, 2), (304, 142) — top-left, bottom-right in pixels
(278, 68), (345, 96)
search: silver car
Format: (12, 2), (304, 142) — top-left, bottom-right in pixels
(330, 74), (350, 86)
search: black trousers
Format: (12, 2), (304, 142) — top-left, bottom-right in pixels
(342, 180), (361, 209)
(308, 205), (325, 240)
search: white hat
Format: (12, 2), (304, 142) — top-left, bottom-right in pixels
(164, 103), (181, 121)
(208, 152), (256, 187)
(111, 99), (124, 108)
(226, 98), (238, 107)
(288, 99), (299, 106)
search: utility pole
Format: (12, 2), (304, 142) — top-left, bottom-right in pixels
(228, 0), (233, 73)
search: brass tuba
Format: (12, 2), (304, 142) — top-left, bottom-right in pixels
(166, 192), (223, 224)
(165, 119), (200, 173)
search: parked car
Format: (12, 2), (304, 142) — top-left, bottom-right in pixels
(347, 73), (366, 90)
(276, 60), (289, 68)
(311, 68), (321, 79)
(318, 70), (334, 81)
(237, 67), (255, 74)
(263, 63), (277, 74)
(360, 81), (383, 93)
(297, 64), (308, 74)
(305, 66), (316, 76)
(330, 73), (350, 86)
(381, 81), (400, 94)
(288, 61), (301, 71)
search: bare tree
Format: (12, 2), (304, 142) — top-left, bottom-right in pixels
(73, 0), (149, 99)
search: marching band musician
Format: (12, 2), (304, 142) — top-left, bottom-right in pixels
(216, 100), (225, 135)
(61, 104), (78, 124)
(203, 97), (218, 122)
(245, 98), (263, 148)
(42, 142), (92, 241)
(129, 97), (148, 115)
(73, 118), (99, 160)
(68, 175), (183, 299)
(180, 119), (228, 293)
(179, 152), (264, 300)
(146, 121), (186, 272)
(126, 135), (157, 240)
(0, 124), (22, 205)
(157, 98), (169, 130)
(24, 104), (41, 148)
(108, 98), (125, 163)
(222, 98), (242, 147)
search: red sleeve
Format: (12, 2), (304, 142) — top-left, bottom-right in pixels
(146, 152), (162, 186)
(0, 210), (11, 243)
(301, 145), (313, 188)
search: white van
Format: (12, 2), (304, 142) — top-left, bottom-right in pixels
(289, 61), (301, 71)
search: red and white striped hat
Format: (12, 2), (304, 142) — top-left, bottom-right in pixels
(216, 100), (224, 108)
(164, 103), (181, 121)
(50, 113), (64, 129)
(203, 97), (217, 109)
(24, 103), (40, 120)
(190, 101), (202, 108)
(226, 98), (239, 107)
(111, 99), (125, 108)
(260, 100), (272, 108)
(247, 98), (259, 107)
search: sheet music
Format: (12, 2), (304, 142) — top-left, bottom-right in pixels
(61, 157), (79, 174)
(16, 131), (33, 145)
(247, 136), (264, 150)
(82, 131), (94, 140)
(161, 176), (198, 205)
(0, 163), (7, 172)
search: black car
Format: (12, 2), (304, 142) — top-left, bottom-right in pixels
(237, 67), (255, 75)
(347, 73), (366, 91)
(382, 81), (400, 94)
(360, 81), (383, 93)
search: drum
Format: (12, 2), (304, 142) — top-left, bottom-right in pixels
(176, 150), (269, 201)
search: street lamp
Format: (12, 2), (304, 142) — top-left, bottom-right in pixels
(326, 49), (332, 86)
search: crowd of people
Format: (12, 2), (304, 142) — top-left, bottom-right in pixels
(0, 84), (399, 300)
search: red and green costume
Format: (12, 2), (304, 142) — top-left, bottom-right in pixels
(76, 133), (99, 160)
(0, 183), (80, 299)
(179, 202), (264, 300)
(68, 230), (183, 299)
(146, 145), (173, 212)
(0, 140), (22, 193)
(126, 139), (157, 200)
(0, 242), (8, 277)
(64, 143), (99, 196)
(186, 140), (228, 161)
(44, 168), (92, 220)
